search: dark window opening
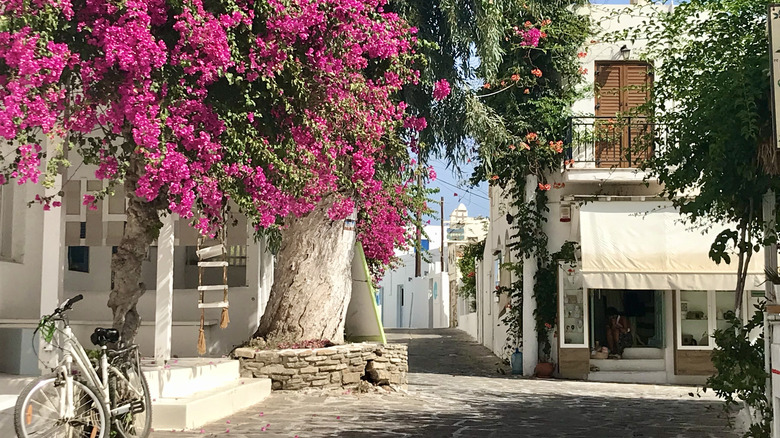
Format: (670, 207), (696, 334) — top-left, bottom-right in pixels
(68, 246), (90, 273)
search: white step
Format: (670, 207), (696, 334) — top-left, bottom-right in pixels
(588, 370), (668, 384)
(198, 301), (229, 309)
(197, 285), (227, 292)
(198, 261), (228, 268)
(151, 378), (271, 431)
(622, 347), (664, 360)
(196, 244), (224, 260)
(143, 358), (240, 400)
(590, 358), (666, 372)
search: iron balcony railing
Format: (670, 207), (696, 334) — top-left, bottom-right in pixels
(565, 116), (669, 168)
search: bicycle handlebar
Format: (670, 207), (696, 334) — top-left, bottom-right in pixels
(54, 294), (83, 316)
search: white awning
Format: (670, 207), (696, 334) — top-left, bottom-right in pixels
(580, 201), (764, 291)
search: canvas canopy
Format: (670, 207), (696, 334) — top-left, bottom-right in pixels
(579, 201), (764, 291)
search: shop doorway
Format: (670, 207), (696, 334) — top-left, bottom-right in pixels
(589, 289), (664, 352)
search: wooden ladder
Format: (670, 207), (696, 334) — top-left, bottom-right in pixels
(196, 230), (229, 355)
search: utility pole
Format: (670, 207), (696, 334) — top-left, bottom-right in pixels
(415, 172), (422, 277)
(440, 196), (445, 271)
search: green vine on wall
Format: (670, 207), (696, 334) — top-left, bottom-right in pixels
(457, 239), (486, 311)
(469, 1), (589, 362)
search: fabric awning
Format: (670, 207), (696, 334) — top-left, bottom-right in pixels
(579, 201), (764, 291)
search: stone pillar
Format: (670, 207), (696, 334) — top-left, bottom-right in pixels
(522, 174), (538, 376)
(154, 214), (174, 363)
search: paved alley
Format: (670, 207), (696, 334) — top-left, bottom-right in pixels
(151, 329), (738, 438)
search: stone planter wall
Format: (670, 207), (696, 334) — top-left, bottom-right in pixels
(234, 343), (408, 390)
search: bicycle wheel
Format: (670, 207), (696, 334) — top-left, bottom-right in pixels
(14, 373), (108, 438)
(111, 363), (152, 438)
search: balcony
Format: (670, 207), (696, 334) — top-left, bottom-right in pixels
(565, 116), (667, 169)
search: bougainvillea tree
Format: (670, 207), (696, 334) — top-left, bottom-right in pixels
(0, 0), (426, 343)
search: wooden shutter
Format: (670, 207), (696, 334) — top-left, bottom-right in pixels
(624, 63), (651, 114)
(593, 61), (652, 167)
(595, 61), (651, 117)
(595, 63), (622, 117)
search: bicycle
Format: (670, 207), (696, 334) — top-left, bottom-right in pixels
(13, 294), (152, 438)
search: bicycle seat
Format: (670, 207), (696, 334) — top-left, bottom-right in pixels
(90, 327), (120, 346)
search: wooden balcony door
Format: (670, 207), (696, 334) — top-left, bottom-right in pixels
(594, 61), (653, 168)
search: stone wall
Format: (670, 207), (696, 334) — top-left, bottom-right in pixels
(235, 343), (408, 390)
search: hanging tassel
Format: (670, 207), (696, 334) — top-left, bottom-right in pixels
(197, 311), (206, 355)
(220, 307), (230, 329)
(197, 327), (206, 355)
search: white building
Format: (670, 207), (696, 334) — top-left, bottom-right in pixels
(446, 204), (488, 329)
(377, 225), (450, 329)
(458, 1), (766, 384)
(0, 146), (277, 375)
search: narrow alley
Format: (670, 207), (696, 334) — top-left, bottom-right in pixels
(152, 328), (737, 437)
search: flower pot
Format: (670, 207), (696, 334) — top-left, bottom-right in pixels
(535, 362), (554, 378)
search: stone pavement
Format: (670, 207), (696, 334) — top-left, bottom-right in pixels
(152, 328), (738, 438)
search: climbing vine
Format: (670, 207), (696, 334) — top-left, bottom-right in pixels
(457, 239), (485, 307)
(470, 1), (589, 361)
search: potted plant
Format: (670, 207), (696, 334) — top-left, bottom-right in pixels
(534, 264), (557, 378)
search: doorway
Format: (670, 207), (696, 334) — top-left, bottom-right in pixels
(589, 289), (664, 352)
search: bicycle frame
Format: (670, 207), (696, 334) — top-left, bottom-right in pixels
(51, 322), (111, 417)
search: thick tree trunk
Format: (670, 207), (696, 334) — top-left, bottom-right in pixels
(254, 194), (356, 344)
(108, 156), (163, 344)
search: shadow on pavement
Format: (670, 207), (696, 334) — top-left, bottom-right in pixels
(386, 328), (512, 377)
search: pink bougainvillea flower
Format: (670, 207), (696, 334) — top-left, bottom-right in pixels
(432, 78), (451, 100)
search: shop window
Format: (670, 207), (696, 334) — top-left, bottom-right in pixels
(68, 246), (90, 273)
(677, 289), (761, 350)
(559, 262), (587, 347)
(679, 290), (709, 348)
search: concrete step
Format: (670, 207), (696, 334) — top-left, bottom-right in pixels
(590, 358), (665, 372)
(151, 378), (271, 431)
(143, 358), (240, 400)
(622, 347), (664, 360)
(588, 371), (668, 384)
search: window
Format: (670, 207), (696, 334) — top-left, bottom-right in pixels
(68, 246), (90, 273)
(676, 289), (761, 350)
(559, 262), (588, 348)
(226, 245), (246, 267)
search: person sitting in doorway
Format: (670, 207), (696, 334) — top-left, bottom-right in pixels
(606, 307), (632, 358)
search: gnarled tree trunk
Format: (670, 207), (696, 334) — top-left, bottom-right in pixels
(254, 194), (356, 344)
(108, 155), (163, 344)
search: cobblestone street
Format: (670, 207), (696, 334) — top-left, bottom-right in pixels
(152, 329), (738, 438)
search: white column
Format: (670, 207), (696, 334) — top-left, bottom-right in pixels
(522, 174), (538, 376)
(762, 190), (779, 438)
(154, 214), (174, 364)
(246, 229), (262, 334)
(259, 237), (274, 317)
(39, 137), (65, 371)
